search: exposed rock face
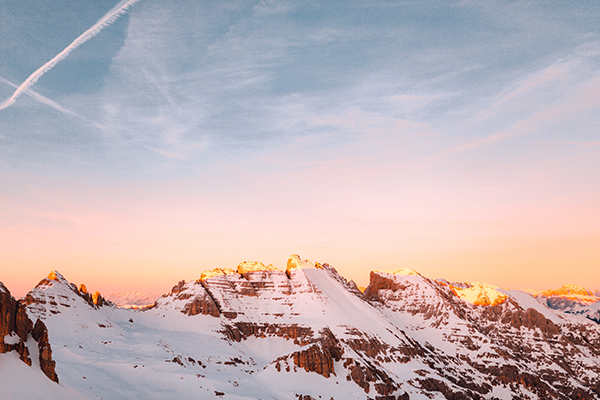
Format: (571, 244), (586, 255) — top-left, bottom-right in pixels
(0, 282), (58, 383)
(221, 322), (314, 345)
(285, 327), (344, 378)
(164, 280), (221, 317)
(6, 258), (600, 399)
(364, 270), (600, 399)
(32, 319), (58, 383)
(534, 283), (600, 324)
(150, 258), (600, 398)
(23, 271), (113, 320)
(1, 282), (33, 365)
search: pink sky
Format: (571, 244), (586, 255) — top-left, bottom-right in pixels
(1, 1), (599, 300)
(2, 139), (598, 298)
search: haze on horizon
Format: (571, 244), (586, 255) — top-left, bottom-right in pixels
(1, 0), (599, 299)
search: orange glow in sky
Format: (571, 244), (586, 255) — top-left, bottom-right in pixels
(1, 1), (599, 299)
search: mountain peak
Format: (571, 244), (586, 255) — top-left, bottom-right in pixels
(537, 284), (598, 302)
(199, 267), (237, 281)
(47, 270), (67, 283)
(384, 268), (421, 276)
(24, 271), (112, 319)
(236, 261), (280, 274)
(450, 282), (507, 306)
(286, 254), (321, 272)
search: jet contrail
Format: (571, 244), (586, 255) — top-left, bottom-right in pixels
(0, 0), (141, 110)
(0, 76), (79, 117)
(0, 76), (105, 129)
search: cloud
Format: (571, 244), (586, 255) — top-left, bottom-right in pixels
(0, 0), (140, 110)
(442, 45), (600, 156)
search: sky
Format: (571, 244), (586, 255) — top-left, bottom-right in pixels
(1, 0), (599, 298)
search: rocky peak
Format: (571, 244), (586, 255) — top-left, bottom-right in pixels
(537, 283), (599, 302)
(46, 270), (67, 283)
(286, 254), (320, 273)
(199, 267), (236, 281)
(158, 255), (365, 322)
(236, 261), (280, 275)
(534, 284), (600, 324)
(6, 260), (600, 399)
(23, 270), (112, 319)
(450, 282), (507, 306)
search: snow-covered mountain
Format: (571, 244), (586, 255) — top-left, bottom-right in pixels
(533, 284), (600, 324)
(106, 291), (159, 308)
(1, 255), (600, 399)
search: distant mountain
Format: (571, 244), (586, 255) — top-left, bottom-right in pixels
(106, 291), (159, 308)
(534, 283), (600, 324)
(1, 255), (600, 399)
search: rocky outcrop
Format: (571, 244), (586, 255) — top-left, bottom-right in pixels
(0, 282), (58, 383)
(8, 258), (600, 399)
(363, 271), (409, 302)
(23, 271), (112, 318)
(272, 327), (344, 379)
(78, 283), (108, 308)
(221, 322), (314, 345)
(290, 327), (344, 378)
(1, 282), (33, 365)
(344, 357), (400, 395)
(166, 280), (221, 317)
(32, 319), (58, 383)
(534, 284), (600, 325)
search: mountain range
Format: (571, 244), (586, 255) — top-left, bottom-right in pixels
(1, 254), (599, 399)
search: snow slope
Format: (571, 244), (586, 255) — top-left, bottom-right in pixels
(2, 255), (599, 399)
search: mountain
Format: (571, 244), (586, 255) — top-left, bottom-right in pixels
(106, 291), (159, 308)
(533, 284), (600, 324)
(1, 255), (600, 399)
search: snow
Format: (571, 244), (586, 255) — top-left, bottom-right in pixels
(452, 282), (507, 306)
(0, 351), (90, 400)
(3, 332), (21, 345)
(538, 283), (597, 299)
(286, 254), (317, 271)
(4, 256), (600, 400)
(501, 289), (567, 324)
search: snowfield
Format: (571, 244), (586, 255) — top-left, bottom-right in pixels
(2, 255), (600, 399)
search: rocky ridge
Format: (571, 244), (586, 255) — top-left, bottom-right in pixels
(2, 255), (600, 399)
(534, 284), (600, 324)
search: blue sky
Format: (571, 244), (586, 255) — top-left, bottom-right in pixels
(1, 0), (599, 296)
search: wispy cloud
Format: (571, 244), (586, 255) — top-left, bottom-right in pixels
(0, 0), (141, 110)
(441, 45), (600, 156)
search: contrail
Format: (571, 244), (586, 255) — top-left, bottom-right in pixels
(0, 76), (105, 129)
(0, 76), (80, 117)
(0, 0), (141, 110)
